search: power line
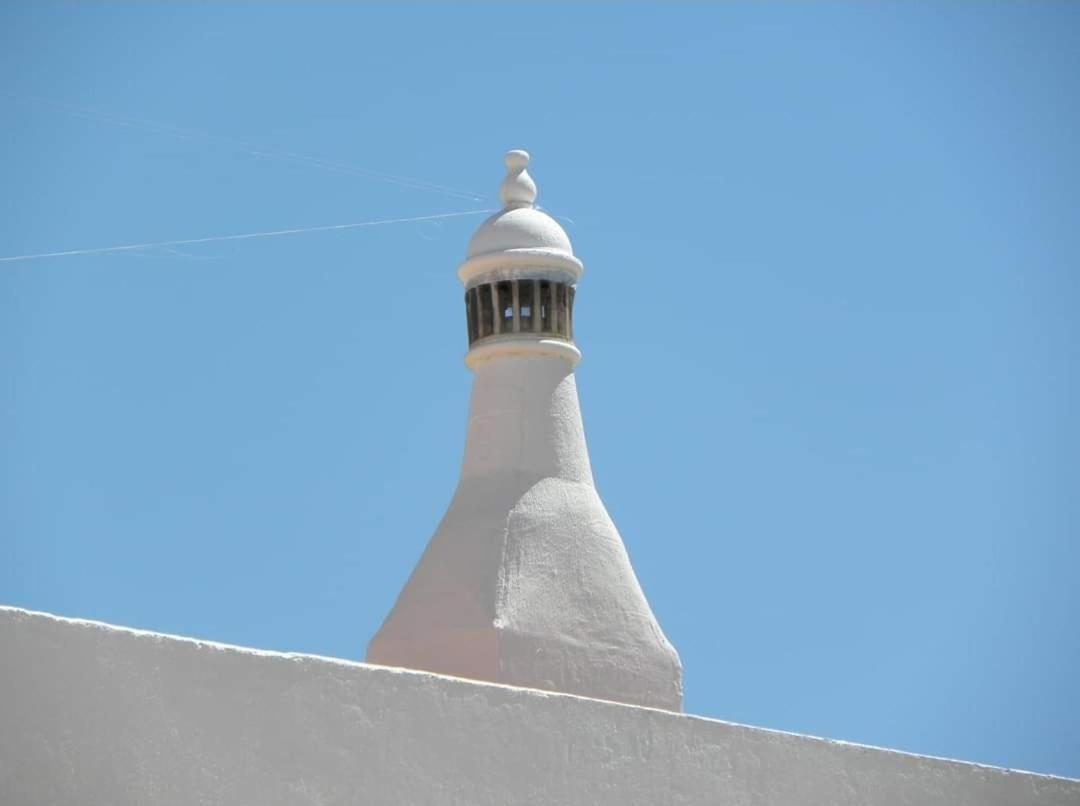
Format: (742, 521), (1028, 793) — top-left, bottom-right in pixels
(9, 93), (489, 203)
(0, 209), (493, 265)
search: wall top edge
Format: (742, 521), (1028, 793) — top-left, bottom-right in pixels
(2, 604), (1075, 786)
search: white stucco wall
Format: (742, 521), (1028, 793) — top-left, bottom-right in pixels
(1, 606), (1076, 806)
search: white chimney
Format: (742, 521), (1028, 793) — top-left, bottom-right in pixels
(367, 151), (682, 711)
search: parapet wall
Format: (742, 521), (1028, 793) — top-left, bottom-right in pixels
(1, 606), (1076, 806)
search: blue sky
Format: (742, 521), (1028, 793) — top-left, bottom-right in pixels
(2, 2), (1077, 779)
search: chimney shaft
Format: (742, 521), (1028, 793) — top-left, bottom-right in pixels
(367, 151), (682, 711)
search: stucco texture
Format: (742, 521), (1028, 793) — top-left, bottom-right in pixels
(2, 606), (1077, 806)
(367, 355), (682, 710)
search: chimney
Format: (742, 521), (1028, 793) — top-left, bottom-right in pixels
(367, 151), (682, 711)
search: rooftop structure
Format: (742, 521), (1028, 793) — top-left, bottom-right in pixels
(367, 150), (682, 710)
(3, 606), (1077, 806)
(3, 152), (1076, 805)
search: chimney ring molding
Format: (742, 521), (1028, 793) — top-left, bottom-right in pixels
(458, 248), (584, 289)
(464, 335), (582, 369)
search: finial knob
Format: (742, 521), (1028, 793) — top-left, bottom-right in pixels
(499, 149), (537, 209)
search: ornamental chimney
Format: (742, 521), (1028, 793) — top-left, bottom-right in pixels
(367, 151), (682, 711)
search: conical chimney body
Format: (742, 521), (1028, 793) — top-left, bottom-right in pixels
(367, 151), (682, 711)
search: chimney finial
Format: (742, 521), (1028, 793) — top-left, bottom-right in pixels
(499, 149), (536, 209)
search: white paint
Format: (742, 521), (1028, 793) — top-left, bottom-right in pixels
(3, 607), (1077, 806)
(457, 246), (582, 289)
(463, 335), (582, 368)
(369, 151), (682, 710)
(460, 151), (582, 288)
(498, 149), (537, 208)
(467, 207), (573, 259)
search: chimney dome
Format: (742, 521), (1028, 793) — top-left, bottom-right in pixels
(459, 150), (582, 288)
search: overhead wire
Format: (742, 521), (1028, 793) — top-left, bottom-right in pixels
(8, 93), (489, 203)
(0, 209), (494, 265)
(0, 93), (499, 265)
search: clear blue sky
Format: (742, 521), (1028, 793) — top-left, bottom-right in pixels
(2, 2), (1077, 779)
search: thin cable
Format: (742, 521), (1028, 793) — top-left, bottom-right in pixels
(9, 93), (488, 203)
(0, 209), (493, 265)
